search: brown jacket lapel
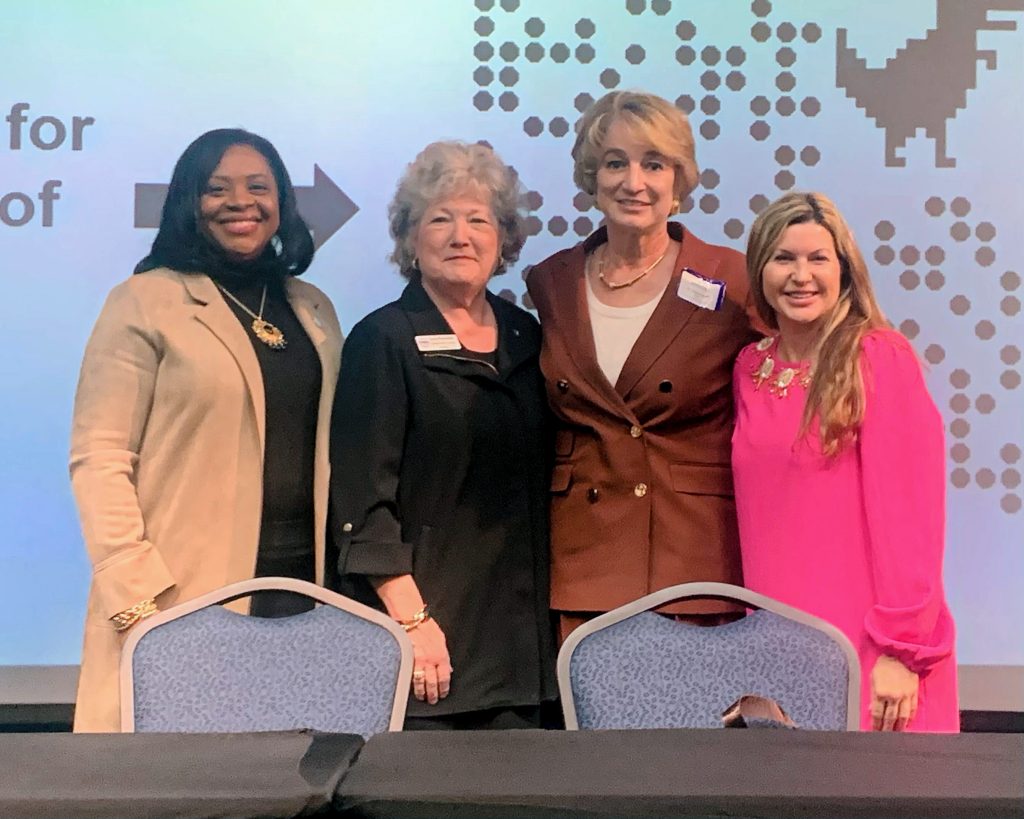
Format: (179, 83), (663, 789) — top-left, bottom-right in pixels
(542, 229), (636, 416)
(615, 223), (722, 398)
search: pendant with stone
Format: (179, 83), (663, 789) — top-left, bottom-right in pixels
(251, 318), (287, 350)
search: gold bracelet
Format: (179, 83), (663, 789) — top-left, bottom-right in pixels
(110, 598), (158, 632)
(396, 604), (430, 632)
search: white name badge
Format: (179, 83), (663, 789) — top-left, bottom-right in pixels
(415, 333), (462, 352)
(677, 267), (726, 311)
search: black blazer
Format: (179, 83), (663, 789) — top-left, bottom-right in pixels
(328, 278), (556, 717)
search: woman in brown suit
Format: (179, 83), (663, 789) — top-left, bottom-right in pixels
(526, 91), (762, 641)
(70, 129), (342, 731)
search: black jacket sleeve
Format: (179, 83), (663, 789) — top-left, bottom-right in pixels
(328, 316), (413, 577)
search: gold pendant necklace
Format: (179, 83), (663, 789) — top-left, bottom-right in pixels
(597, 247), (668, 290)
(216, 283), (288, 350)
(751, 336), (811, 398)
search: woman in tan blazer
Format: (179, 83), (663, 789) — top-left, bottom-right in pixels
(70, 129), (342, 731)
(526, 91), (763, 642)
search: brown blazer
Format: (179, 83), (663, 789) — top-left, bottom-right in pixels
(526, 223), (762, 615)
(69, 268), (342, 731)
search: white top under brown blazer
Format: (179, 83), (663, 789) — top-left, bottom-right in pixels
(69, 268), (342, 732)
(526, 224), (763, 617)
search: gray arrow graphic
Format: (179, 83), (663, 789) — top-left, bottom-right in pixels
(295, 165), (359, 250)
(134, 164), (358, 250)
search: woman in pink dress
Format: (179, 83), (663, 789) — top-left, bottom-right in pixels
(732, 192), (958, 732)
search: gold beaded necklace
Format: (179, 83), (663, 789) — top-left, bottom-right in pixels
(751, 336), (812, 398)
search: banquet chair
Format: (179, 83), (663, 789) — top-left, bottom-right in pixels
(558, 581), (859, 731)
(120, 577), (413, 738)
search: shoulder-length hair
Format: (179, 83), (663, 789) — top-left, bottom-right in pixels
(136, 128), (313, 276)
(388, 140), (526, 278)
(746, 192), (890, 455)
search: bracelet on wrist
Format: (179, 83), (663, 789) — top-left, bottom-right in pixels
(110, 598), (158, 632)
(395, 604), (430, 632)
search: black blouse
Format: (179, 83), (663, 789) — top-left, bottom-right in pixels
(329, 279), (557, 717)
(213, 273), (322, 606)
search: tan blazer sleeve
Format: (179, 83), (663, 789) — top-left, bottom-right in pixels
(70, 281), (175, 619)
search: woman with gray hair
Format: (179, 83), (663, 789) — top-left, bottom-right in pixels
(526, 91), (763, 642)
(329, 141), (556, 729)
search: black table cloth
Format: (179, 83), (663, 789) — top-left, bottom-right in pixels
(334, 728), (1024, 819)
(0, 730), (362, 818)
(1, 728), (1020, 819)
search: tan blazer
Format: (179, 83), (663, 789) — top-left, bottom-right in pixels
(70, 268), (342, 732)
(526, 224), (763, 615)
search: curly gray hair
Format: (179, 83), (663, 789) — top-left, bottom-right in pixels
(388, 141), (526, 278)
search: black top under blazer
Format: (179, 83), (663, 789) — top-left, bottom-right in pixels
(329, 278), (557, 718)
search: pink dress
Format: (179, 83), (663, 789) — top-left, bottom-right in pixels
(731, 329), (959, 731)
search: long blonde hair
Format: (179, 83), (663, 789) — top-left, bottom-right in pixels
(746, 192), (890, 455)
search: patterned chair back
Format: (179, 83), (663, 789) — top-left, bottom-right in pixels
(120, 577), (413, 737)
(558, 582), (859, 731)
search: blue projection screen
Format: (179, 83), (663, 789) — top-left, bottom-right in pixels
(1, 1), (1021, 710)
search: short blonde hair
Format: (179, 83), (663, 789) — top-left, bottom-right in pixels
(746, 192), (890, 455)
(572, 90), (699, 204)
(388, 141), (526, 278)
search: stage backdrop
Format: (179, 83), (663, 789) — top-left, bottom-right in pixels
(2, 0), (1021, 710)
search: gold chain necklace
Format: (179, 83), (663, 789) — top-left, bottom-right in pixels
(751, 336), (811, 398)
(216, 283), (288, 350)
(597, 246), (668, 290)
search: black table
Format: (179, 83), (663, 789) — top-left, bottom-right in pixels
(0, 730), (362, 819)
(1, 729), (1020, 819)
(335, 729), (1024, 819)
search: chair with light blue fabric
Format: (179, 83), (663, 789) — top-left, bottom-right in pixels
(120, 577), (413, 738)
(558, 581), (860, 731)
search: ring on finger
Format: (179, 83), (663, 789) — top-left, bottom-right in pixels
(413, 669), (426, 681)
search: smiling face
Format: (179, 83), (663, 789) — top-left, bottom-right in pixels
(761, 221), (843, 338)
(199, 144), (280, 261)
(594, 117), (677, 235)
(412, 192), (500, 296)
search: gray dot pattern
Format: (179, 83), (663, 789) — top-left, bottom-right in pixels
(875, 195), (1021, 511)
(901, 245), (920, 264)
(467, 1), (1020, 515)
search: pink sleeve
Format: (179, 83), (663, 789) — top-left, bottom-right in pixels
(732, 345), (746, 404)
(858, 332), (955, 673)
(732, 341), (759, 401)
